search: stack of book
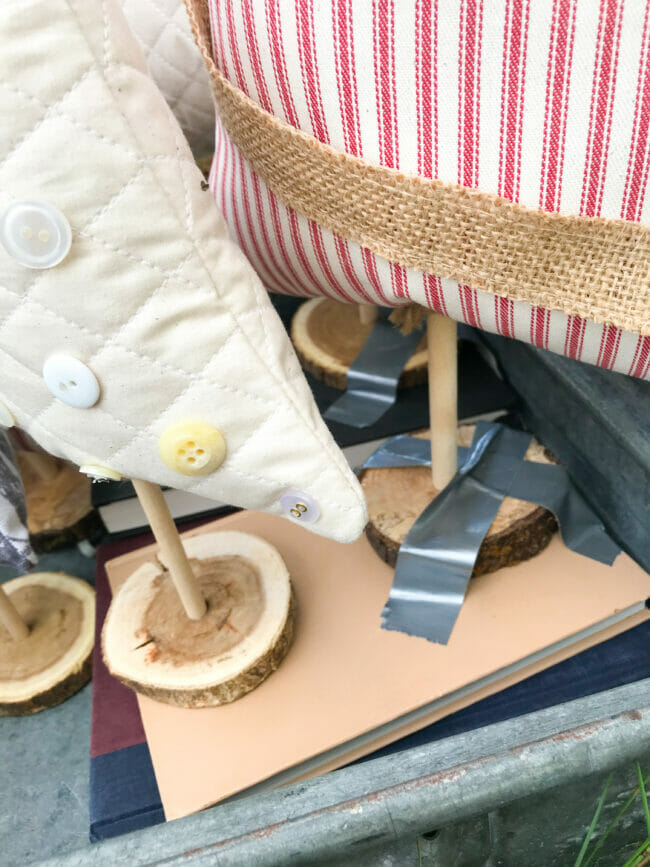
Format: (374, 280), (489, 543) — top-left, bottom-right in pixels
(90, 517), (649, 838)
(89, 299), (649, 839)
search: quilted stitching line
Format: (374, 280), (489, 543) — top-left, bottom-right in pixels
(22, 249), (280, 441)
(0, 270), (50, 344)
(0, 344), (141, 437)
(144, 3), (198, 81)
(127, 1), (211, 116)
(0, 68), (95, 177)
(4, 1), (363, 513)
(100, 0), (113, 66)
(81, 165), (147, 234)
(10, 393), (350, 509)
(190, 238), (365, 497)
(0, 158), (282, 436)
(151, 0), (200, 52)
(150, 52), (207, 118)
(188, 231), (365, 501)
(1, 70), (207, 174)
(0, 4), (295, 497)
(103, 330), (283, 468)
(0, 165), (154, 366)
(225, 408), (346, 505)
(0, 278), (279, 412)
(180, 158), (194, 232)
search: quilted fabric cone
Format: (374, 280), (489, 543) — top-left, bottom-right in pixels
(0, 0), (367, 544)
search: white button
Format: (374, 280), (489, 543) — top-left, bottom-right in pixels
(0, 401), (15, 427)
(0, 200), (72, 269)
(43, 356), (100, 408)
(79, 464), (121, 481)
(280, 490), (320, 524)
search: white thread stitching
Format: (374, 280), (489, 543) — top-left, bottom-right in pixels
(0, 0), (365, 513)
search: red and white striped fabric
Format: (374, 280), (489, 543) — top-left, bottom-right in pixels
(206, 0), (650, 379)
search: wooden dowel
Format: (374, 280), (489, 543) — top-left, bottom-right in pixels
(427, 312), (458, 490)
(0, 585), (29, 641)
(132, 479), (207, 621)
(358, 304), (378, 326)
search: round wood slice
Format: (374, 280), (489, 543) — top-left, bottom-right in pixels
(102, 531), (295, 708)
(16, 451), (100, 552)
(0, 573), (95, 716)
(291, 298), (428, 390)
(362, 426), (558, 576)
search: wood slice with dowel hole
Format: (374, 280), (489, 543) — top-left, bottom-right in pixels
(0, 573), (95, 716)
(16, 451), (100, 552)
(362, 426), (558, 576)
(102, 531), (295, 708)
(291, 298), (428, 390)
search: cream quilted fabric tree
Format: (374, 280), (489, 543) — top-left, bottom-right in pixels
(0, 0), (367, 544)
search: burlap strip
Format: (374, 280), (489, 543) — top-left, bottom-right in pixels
(186, 0), (649, 335)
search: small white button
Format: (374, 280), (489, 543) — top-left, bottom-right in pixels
(0, 200), (72, 269)
(280, 490), (320, 524)
(79, 464), (121, 481)
(0, 401), (15, 428)
(43, 356), (100, 408)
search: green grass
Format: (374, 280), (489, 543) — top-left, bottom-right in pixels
(575, 764), (650, 867)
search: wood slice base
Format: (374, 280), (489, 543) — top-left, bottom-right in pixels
(16, 451), (100, 552)
(291, 298), (428, 390)
(361, 426), (558, 576)
(102, 531), (295, 708)
(0, 573), (95, 716)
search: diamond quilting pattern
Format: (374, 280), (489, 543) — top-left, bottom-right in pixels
(0, 0), (367, 544)
(120, 0), (214, 154)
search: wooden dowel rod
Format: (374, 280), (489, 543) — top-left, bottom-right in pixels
(358, 304), (378, 326)
(0, 585), (29, 641)
(132, 479), (207, 621)
(427, 312), (458, 490)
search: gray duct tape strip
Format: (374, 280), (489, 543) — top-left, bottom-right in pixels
(381, 424), (531, 644)
(507, 462), (620, 565)
(324, 314), (424, 428)
(362, 423), (621, 644)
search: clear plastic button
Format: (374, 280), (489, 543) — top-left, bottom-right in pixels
(43, 355), (100, 408)
(0, 200), (72, 269)
(280, 490), (320, 523)
(79, 464), (121, 481)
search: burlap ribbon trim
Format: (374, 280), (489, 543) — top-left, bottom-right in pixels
(186, 0), (649, 335)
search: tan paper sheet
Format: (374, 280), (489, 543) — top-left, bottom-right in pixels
(105, 511), (649, 820)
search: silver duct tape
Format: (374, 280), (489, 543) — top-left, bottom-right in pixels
(508, 462), (620, 565)
(324, 315), (424, 428)
(361, 433), (432, 469)
(363, 422), (621, 645)
(361, 430), (620, 564)
(381, 424), (531, 645)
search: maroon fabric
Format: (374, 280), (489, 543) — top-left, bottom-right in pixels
(90, 534), (153, 758)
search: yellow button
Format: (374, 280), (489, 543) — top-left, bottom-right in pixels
(158, 420), (226, 476)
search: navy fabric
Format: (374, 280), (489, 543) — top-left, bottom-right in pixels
(90, 742), (164, 842)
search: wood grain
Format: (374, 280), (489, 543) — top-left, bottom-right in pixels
(362, 426), (558, 575)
